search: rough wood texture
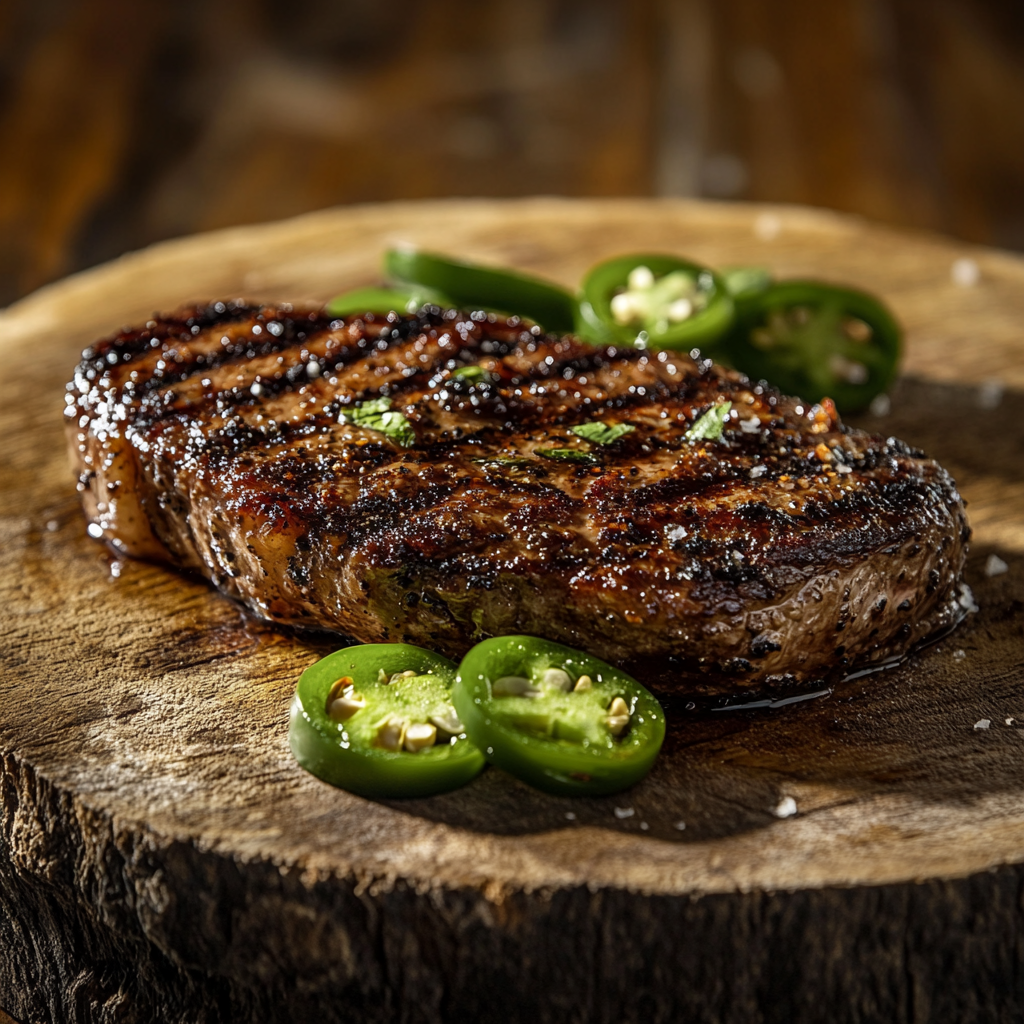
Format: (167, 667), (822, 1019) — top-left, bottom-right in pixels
(4, 0), (1024, 308)
(1, 198), (1023, 1023)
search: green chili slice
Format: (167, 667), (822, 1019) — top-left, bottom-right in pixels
(453, 636), (665, 796)
(290, 643), (486, 798)
(384, 248), (577, 332)
(325, 285), (454, 319)
(575, 253), (734, 351)
(719, 280), (902, 411)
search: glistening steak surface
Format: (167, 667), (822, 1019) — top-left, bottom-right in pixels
(66, 302), (970, 696)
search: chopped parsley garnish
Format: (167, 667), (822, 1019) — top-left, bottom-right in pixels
(342, 396), (416, 447)
(536, 448), (598, 464)
(685, 401), (732, 442)
(571, 421), (636, 446)
(450, 365), (489, 383)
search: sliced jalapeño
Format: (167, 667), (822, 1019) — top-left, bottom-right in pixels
(290, 643), (486, 799)
(453, 636), (665, 796)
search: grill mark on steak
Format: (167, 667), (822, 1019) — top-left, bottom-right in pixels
(67, 303), (971, 696)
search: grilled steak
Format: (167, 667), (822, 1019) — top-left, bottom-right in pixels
(66, 302), (970, 696)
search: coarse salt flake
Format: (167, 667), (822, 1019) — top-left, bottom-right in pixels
(869, 393), (891, 417)
(977, 380), (1004, 409)
(958, 584), (979, 614)
(774, 797), (798, 818)
(754, 212), (782, 240)
(985, 554), (1008, 577)
(951, 257), (980, 287)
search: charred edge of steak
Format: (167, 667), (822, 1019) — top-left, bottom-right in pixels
(66, 304), (971, 697)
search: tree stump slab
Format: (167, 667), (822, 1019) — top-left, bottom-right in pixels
(1, 198), (1023, 1023)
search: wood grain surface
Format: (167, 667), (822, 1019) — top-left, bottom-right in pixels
(4, 0), (1024, 308)
(1, 198), (1023, 1023)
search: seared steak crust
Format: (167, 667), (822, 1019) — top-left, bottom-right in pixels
(67, 302), (970, 695)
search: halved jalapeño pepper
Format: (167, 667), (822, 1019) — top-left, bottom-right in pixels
(453, 636), (665, 796)
(721, 280), (902, 412)
(325, 284), (454, 319)
(290, 643), (486, 798)
(576, 253), (734, 351)
(384, 248), (578, 333)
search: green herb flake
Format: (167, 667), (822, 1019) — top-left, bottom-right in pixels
(342, 396), (417, 447)
(535, 448), (598, 464)
(450, 365), (489, 383)
(350, 396), (391, 418)
(685, 401), (733, 442)
(571, 421), (636, 446)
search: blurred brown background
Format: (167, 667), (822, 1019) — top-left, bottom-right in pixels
(1, 0), (1022, 308)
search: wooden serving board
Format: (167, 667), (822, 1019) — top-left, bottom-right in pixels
(1, 198), (1023, 1024)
